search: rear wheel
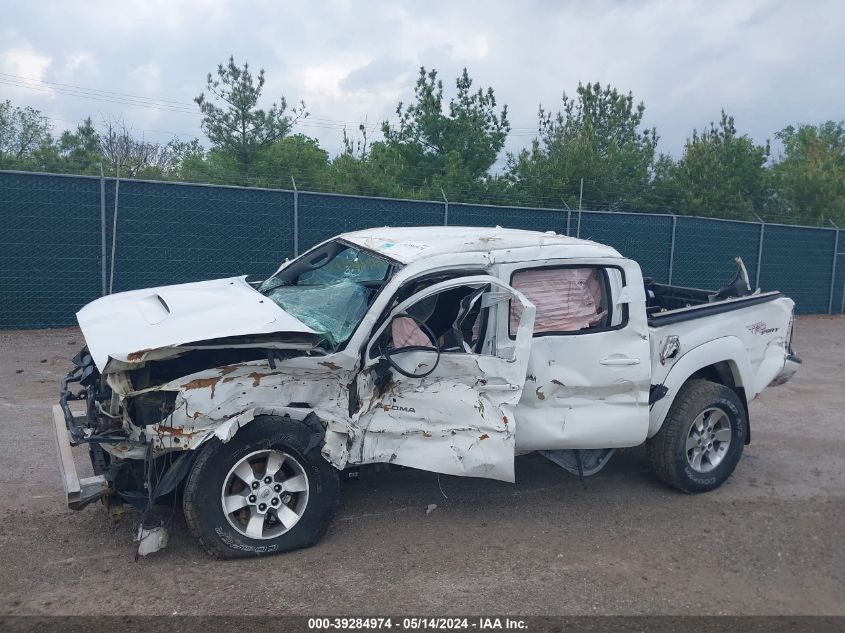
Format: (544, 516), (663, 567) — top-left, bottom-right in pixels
(183, 415), (339, 558)
(646, 379), (746, 493)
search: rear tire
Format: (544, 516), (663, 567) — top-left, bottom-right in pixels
(183, 415), (339, 559)
(646, 379), (746, 493)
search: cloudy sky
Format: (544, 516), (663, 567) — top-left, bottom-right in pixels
(1, 0), (843, 167)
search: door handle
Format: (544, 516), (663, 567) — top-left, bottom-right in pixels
(599, 357), (641, 366)
(476, 383), (520, 392)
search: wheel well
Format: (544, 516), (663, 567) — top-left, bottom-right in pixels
(688, 361), (751, 444)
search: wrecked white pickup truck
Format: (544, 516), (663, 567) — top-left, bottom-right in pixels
(55, 227), (800, 558)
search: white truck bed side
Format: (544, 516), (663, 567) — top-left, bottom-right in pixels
(647, 294), (795, 437)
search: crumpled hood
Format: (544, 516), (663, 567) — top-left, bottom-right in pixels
(77, 276), (318, 371)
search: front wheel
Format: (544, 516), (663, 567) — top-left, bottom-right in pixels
(183, 415), (339, 558)
(646, 379), (746, 493)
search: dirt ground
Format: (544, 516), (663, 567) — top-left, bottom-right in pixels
(0, 316), (843, 616)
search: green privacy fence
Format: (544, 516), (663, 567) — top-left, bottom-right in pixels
(1, 169), (842, 329)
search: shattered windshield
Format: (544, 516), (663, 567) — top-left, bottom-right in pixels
(258, 241), (394, 348)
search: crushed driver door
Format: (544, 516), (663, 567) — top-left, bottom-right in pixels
(352, 275), (535, 482)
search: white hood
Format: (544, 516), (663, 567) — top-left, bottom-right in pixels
(77, 276), (318, 371)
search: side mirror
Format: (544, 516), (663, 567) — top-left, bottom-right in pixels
(382, 314), (441, 378)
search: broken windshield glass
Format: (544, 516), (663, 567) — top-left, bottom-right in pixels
(264, 281), (369, 347)
(258, 240), (395, 347)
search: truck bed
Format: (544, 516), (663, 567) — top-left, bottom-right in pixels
(646, 279), (796, 418)
(644, 279), (784, 327)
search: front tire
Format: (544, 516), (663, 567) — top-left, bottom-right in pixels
(183, 415), (339, 559)
(646, 379), (746, 493)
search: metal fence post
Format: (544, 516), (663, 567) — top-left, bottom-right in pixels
(441, 188), (449, 226)
(291, 176), (299, 257)
(99, 163), (107, 297)
(108, 160), (121, 294)
(754, 217), (765, 291)
(668, 214), (677, 284)
(828, 223), (839, 314)
(841, 275), (845, 315)
(578, 177), (584, 211)
(576, 209), (582, 238)
(566, 210), (571, 236)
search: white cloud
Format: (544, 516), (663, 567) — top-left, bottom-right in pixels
(67, 0), (232, 33)
(63, 52), (94, 75)
(0, 43), (53, 99)
(129, 63), (161, 95)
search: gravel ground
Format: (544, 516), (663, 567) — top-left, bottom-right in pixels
(0, 316), (843, 616)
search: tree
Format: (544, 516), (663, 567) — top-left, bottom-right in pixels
(771, 121), (845, 225)
(507, 82), (658, 210)
(672, 111), (770, 219)
(57, 117), (102, 174)
(195, 56), (306, 182)
(379, 66), (510, 197)
(0, 100), (55, 169)
(328, 139), (411, 198)
(164, 138), (206, 181)
(251, 134), (330, 189)
(99, 117), (174, 178)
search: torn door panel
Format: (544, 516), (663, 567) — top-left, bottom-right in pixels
(352, 367), (520, 481)
(350, 275), (536, 482)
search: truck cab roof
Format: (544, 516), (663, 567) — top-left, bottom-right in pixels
(342, 226), (622, 264)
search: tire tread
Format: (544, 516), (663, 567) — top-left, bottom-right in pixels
(182, 415), (339, 559)
(646, 379), (744, 493)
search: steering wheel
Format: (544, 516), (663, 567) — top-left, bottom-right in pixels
(384, 313), (441, 378)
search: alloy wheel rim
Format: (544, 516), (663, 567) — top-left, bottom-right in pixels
(220, 449), (309, 540)
(685, 407), (732, 473)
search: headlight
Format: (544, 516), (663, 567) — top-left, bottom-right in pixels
(129, 391), (177, 425)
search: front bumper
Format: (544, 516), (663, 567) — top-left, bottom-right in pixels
(770, 353), (802, 387)
(52, 404), (110, 510)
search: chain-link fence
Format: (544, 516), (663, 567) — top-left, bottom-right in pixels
(1, 169), (843, 329)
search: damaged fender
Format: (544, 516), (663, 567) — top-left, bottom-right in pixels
(130, 358), (357, 470)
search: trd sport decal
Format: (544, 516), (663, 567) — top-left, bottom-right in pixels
(747, 321), (779, 335)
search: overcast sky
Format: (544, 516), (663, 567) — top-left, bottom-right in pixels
(1, 0), (843, 167)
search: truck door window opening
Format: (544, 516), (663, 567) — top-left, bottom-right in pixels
(509, 267), (611, 336)
(382, 284), (505, 358)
